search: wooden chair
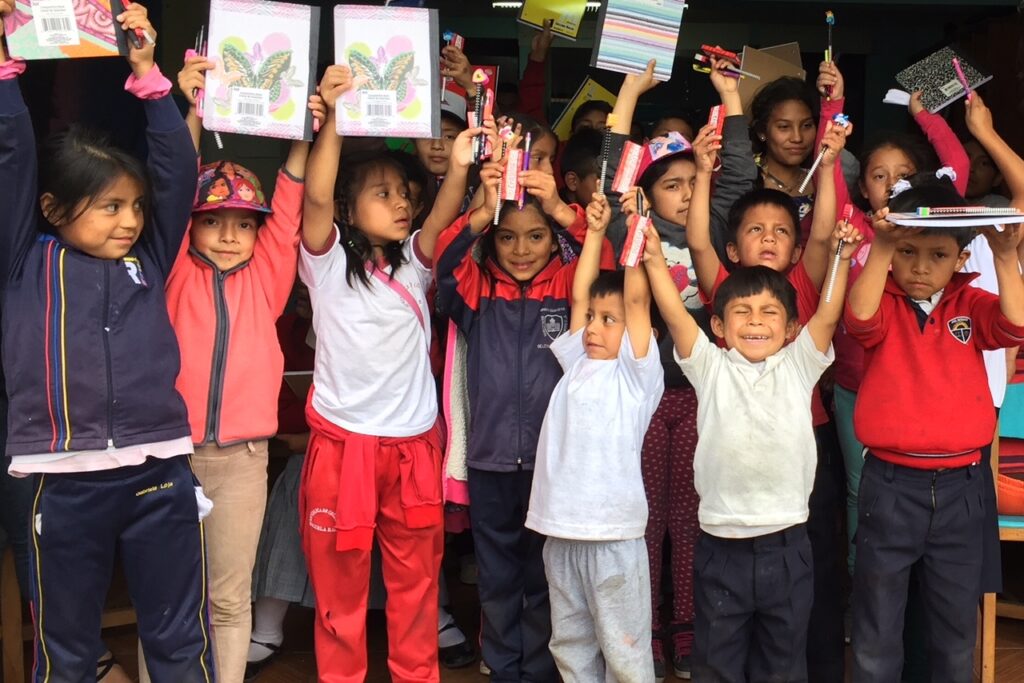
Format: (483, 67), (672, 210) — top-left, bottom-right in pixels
(979, 429), (1024, 683)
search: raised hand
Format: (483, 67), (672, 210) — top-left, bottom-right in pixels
(116, 3), (156, 76)
(642, 223), (665, 264)
(586, 193), (611, 233)
(964, 91), (994, 139)
(441, 44), (474, 95)
(519, 169), (563, 215)
(819, 119), (853, 168)
(178, 55), (214, 106)
(478, 160), (504, 217)
(320, 65), (356, 112)
(308, 94), (327, 128)
(450, 125), (488, 169)
(909, 90), (925, 117)
(708, 56), (739, 96)
(691, 123), (723, 174)
(816, 60), (845, 99)
(620, 187), (649, 217)
(529, 19), (555, 62)
(620, 59), (658, 99)
(981, 224), (1023, 259)
(832, 220), (865, 260)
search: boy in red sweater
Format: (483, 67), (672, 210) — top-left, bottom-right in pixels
(846, 173), (1024, 682)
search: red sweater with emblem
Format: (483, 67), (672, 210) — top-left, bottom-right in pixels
(845, 272), (1024, 469)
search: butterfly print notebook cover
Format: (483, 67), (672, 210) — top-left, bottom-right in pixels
(202, 0), (320, 142)
(333, 4), (441, 139)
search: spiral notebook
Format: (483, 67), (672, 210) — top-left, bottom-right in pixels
(3, 0), (132, 60)
(888, 207), (1024, 228)
(517, 0), (588, 41)
(590, 0), (688, 82)
(202, 0), (320, 142)
(895, 46), (992, 114)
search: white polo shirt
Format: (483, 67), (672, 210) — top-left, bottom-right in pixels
(298, 229), (437, 437)
(526, 328), (664, 541)
(677, 328), (833, 538)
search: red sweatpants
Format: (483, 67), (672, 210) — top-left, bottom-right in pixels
(300, 426), (444, 682)
(642, 385), (700, 630)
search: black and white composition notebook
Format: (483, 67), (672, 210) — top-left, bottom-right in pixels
(895, 46), (992, 113)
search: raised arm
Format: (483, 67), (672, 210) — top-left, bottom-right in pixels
(801, 120), (850, 288)
(516, 20), (553, 122)
(609, 59), (657, 136)
(118, 3), (199, 275)
(176, 55), (213, 153)
(982, 224), (1024, 326)
(807, 221), (863, 352)
(965, 93), (1024, 209)
(302, 65), (352, 253)
(687, 124), (725, 297)
(416, 123), (488, 259)
(0, 1), (39, 285)
(625, 261), (652, 359)
(571, 194), (611, 332)
(643, 223), (701, 358)
(848, 210), (901, 320)
(911, 91), (969, 196)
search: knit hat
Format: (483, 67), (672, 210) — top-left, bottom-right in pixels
(193, 161), (271, 214)
(637, 131), (693, 181)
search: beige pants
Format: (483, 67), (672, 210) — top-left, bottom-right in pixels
(140, 441), (269, 683)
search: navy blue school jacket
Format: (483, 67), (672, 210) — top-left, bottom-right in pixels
(0, 76), (197, 457)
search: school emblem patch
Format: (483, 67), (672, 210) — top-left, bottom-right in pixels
(541, 312), (567, 341)
(947, 316), (972, 344)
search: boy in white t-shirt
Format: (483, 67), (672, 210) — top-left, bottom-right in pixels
(642, 218), (860, 682)
(526, 194), (664, 683)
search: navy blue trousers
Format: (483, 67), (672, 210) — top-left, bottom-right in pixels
(468, 468), (557, 683)
(851, 455), (984, 683)
(29, 455), (214, 683)
(692, 524), (814, 683)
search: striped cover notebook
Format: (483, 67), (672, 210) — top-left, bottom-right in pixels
(590, 0), (687, 82)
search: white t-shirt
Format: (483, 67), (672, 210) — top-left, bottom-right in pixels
(964, 234), (1014, 408)
(677, 328), (833, 538)
(298, 229), (437, 437)
(526, 328), (664, 541)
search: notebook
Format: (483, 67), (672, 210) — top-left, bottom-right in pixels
(895, 46), (992, 114)
(551, 76), (616, 141)
(202, 0), (320, 142)
(3, 0), (132, 60)
(888, 207), (1024, 228)
(590, 0), (688, 82)
(517, 0), (588, 41)
(334, 5), (441, 139)
(738, 45), (807, 115)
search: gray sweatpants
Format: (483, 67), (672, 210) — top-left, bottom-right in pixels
(543, 537), (654, 683)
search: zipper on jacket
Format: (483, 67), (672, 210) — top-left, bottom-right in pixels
(103, 265), (115, 447)
(204, 268), (231, 443)
(930, 471), (938, 510)
(516, 283), (527, 465)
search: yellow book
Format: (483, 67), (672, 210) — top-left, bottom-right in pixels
(551, 77), (616, 141)
(518, 0), (588, 41)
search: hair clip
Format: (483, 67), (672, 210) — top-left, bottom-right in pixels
(890, 178), (913, 198)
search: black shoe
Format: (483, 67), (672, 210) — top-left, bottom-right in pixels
(439, 638), (476, 669)
(672, 623), (694, 680)
(652, 631), (666, 682)
(244, 640), (281, 682)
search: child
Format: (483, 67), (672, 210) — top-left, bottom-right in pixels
(0, 4), (214, 681)
(646, 214), (859, 681)
(560, 127), (602, 206)
(847, 172), (1024, 682)
(571, 99), (612, 134)
(434, 129), (596, 681)
(606, 58), (758, 680)
(297, 64), (483, 682)
(650, 113), (695, 143)
(816, 59), (970, 580)
(964, 137), (1010, 207)
(163, 56), (320, 683)
(414, 108), (468, 181)
(526, 192), (664, 682)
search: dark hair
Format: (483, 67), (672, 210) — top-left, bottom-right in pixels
(38, 124), (150, 229)
(505, 111), (558, 154)
(713, 265), (798, 322)
(440, 109), (468, 131)
(334, 153), (410, 287)
(853, 133), (938, 212)
(749, 77), (819, 156)
(571, 100), (613, 130)
(651, 113), (696, 137)
(887, 172), (974, 249)
(638, 151), (696, 202)
(560, 128), (603, 181)
(726, 188), (802, 244)
(480, 196), (556, 271)
(589, 269), (625, 299)
(386, 150), (434, 227)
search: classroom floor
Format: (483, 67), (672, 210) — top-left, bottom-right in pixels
(92, 572), (1024, 683)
